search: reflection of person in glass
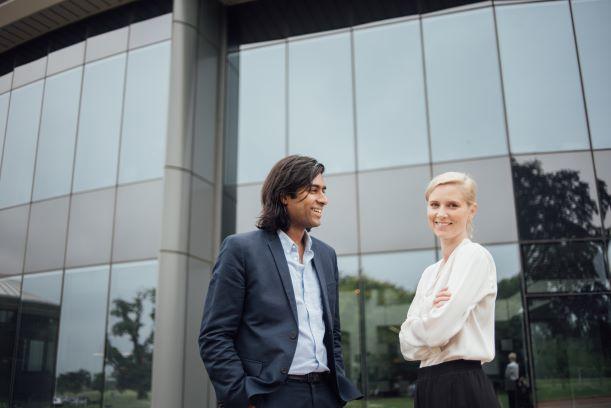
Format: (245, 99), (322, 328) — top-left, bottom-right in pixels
(199, 156), (362, 408)
(504, 352), (519, 408)
(399, 172), (499, 407)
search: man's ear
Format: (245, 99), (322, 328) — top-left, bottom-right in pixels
(281, 195), (288, 205)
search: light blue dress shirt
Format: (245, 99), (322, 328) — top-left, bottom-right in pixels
(277, 230), (329, 375)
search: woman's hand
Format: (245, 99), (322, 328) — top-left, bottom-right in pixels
(433, 287), (452, 308)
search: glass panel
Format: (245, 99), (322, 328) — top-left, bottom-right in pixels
(353, 20), (428, 170)
(0, 93), (9, 165)
(522, 241), (608, 293)
(0, 205), (29, 277)
(0, 275), (21, 406)
(103, 260), (157, 405)
(288, 33), (355, 174)
(594, 150), (611, 237)
(0, 81), (44, 208)
(112, 180), (162, 262)
(358, 166), (433, 253)
(362, 249), (436, 406)
(496, 1), (589, 153)
(486, 244), (532, 408)
(12, 271), (62, 408)
(193, 36), (219, 182)
(528, 295), (611, 405)
(433, 156), (518, 244)
(119, 41), (171, 184)
(24, 196), (69, 273)
(237, 44), (286, 184)
(235, 183), (262, 234)
(309, 173), (358, 255)
(73, 53), (126, 192)
(512, 152), (602, 240)
(572, 0), (611, 149)
(423, 7), (507, 162)
(66, 188), (115, 268)
(337, 256), (362, 395)
(32, 67), (82, 201)
(55, 265), (109, 408)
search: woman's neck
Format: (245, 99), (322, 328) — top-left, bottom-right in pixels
(440, 234), (468, 262)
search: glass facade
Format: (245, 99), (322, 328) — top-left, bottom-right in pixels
(225, 1), (611, 407)
(0, 10), (170, 408)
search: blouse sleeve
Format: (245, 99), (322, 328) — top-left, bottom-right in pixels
(400, 245), (496, 349)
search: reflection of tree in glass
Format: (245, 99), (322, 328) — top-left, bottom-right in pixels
(512, 159), (608, 292)
(57, 369), (93, 394)
(339, 276), (414, 305)
(597, 178), (611, 236)
(106, 288), (155, 400)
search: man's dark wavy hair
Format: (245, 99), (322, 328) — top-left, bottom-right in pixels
(256, 155), (325, 232)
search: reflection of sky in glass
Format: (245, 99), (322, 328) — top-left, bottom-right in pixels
(289, 32), (355, 174)
(238, 44), (286, 184)
(496, 2), (589, 154)
(21, 271), (62, 305)
(572, 0), (611, 149)
(423, 8), (507, 162)
(338, 255), (359, 278)
(361, 250), (436, 292)
(353, 20), (428, 170)
(486, 244), (520, 283)
(0, 93), (9, 166)
(56, 265), (109, 376)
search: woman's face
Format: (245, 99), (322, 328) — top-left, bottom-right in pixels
(427, 183), (476, 242)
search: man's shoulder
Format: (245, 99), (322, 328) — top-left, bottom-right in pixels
(224, 229), (270, 246)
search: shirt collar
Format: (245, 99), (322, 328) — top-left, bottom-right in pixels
(277, 229), (313, 254)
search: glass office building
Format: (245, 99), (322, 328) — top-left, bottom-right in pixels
(0, 0), (609, 407)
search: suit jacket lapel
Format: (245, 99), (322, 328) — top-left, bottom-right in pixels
(267, 233), (298, 324)
(312, 242), (333, 330)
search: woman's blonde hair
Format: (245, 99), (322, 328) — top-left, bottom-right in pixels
(425, 172), (478, 237)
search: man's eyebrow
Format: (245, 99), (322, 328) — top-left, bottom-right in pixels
(310, 183), (327, 191)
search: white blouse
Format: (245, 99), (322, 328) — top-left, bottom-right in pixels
(399, 238), (497, 367)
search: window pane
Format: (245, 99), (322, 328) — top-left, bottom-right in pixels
(113, 180), (162, 262)
(433, 156), (518, 244)
(354, 20), (428, 170)
(358, 166), (433, 253)
(0, 205), (29, 277)
(594, 150), (611, 237)
(66, 188), (115, 267)
(362, 250), (436, 404)
(73, 53), (126, 192)
(522, 241), (608, 293)
(25, 196), (70, 273)
(104, 260), (157, 405)
(288, 33), (355, 174)
(572, 0), (611, 149)
(337, 256), (362, 393)
(12, 271), (62, 408)
(119, 41), (171, 184)
(32, 67), (82, 201)
(423, 7), (507, 161)
(486, 244), (531, 408)
(237, 44), (286, 184)
(528, 295), (611, 405)
(0, 81), (44, 208)
(496, 1), (589, 153)
(0, 93), (9, 165)
(0, 276), (21, 406)
(512, 152), (602, 240)
(55, 265), (109, 407)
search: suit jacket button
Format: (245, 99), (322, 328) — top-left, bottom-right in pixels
(281, 368), (288, 374)
(289, 331), (297, 340)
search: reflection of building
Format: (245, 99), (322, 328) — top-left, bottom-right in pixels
(0, 0), (610, 407)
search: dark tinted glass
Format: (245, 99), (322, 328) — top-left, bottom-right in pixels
(528, 295), (611, 405)
(522, 241), (608, 293)
(594, 150), (611, 237)
(0, 276), (21, 406)
(12, 271), (62, 408)
(512, 153), (603, 240)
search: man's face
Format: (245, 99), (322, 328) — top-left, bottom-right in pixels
(282, 174), (328, 231)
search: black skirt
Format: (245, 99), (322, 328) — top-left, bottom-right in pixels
(415, 360), (500, 408)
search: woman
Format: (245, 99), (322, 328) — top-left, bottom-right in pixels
(399, 172), (499, 407)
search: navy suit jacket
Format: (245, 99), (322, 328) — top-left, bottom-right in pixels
(199, 229), (362, 407)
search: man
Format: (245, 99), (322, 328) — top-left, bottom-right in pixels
(199, 155), (362, 408)
(504, 352), (519, 408)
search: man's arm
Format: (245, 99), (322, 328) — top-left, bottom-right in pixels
(199, 235), (249, 407)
